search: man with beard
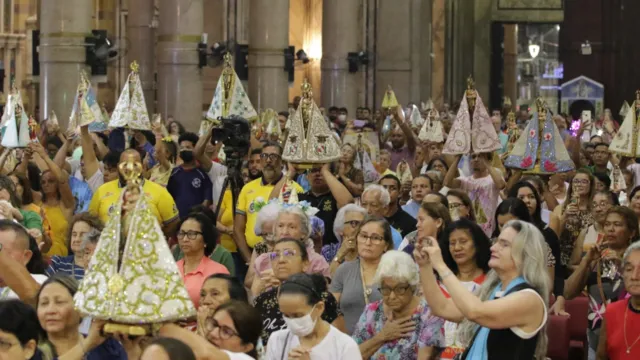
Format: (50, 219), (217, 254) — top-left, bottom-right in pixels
(299, 163), (353, 249)
(234, 142), (302, 264)
(89, 148), (180, 238)
(167, 132), (213, 218)
(247, 148), (263, 180)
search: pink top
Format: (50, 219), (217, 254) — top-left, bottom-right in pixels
(254, 240), (331, 278)
(177, 256), (229, 308)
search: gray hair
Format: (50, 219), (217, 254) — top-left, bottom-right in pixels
(623, 240), (640, 264)
(254, 202), (283, 236)
(333, 204), (367, 242)
(362, 184), (391, 206)
(79, 229), (101, 253)
(457, 220), (550, 359)
(275, 206), (312, 240)
(373, 250), (419, 289)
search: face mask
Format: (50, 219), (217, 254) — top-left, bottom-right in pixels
(282, 305), (317, 337)
(180, 150), (194, 163)
(338, 114), (347, 122)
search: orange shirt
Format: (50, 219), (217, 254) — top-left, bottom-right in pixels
(177, 256), (229, 308)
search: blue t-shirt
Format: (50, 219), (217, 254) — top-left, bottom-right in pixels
(392, 227), (403, 249)
(167, 165), (213, 218)
(46, 255), (85, 281)
(69, 177), (92, 214)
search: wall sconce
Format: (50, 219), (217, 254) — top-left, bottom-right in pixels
(528, 43), (540, 59)
(581, 41), (592, 55)
(296, 49), (310, 64)
(347, 51), (369, 73)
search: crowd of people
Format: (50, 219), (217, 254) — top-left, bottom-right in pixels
(0, 96), (639, 360)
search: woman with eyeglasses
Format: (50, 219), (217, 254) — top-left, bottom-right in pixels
(570, 190), (618, 270)
(329, 204), (367, 277)
(330, 216), (394, 334)
(176, 213), (230, 308)
(446, 189), (476, 222)
(254, 238), (344, 345)
(550, 169), (596, 268)
(266, 273), (360, 360)
(250, 206), (330, 297)
(353, 250), (444, 359)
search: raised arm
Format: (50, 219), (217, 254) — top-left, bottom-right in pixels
(444, 155), (462, 189)
(80, 126), (100, 179)
(30, 143), (76, 211)
(394, 106), (418, 152)
(194, 126), (213, 173)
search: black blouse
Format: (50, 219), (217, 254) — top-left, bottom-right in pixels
(254, 287), (343, 345)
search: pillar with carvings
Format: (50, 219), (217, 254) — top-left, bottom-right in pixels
(39, 0), (92, 127)
(248, 0), (289, 112)
(127, 0), (156, 115)
(321, 0), (359, 113)
(157, 0), (203, 130)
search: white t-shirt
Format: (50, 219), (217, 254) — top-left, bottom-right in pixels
(1, 274), (48, 300)
(224, 350), (254, 360)
(266, 325), (361, 360)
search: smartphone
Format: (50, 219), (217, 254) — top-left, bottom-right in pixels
(353, 120), (366, 128)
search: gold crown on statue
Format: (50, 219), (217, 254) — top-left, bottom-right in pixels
(282, 79), (342, 168)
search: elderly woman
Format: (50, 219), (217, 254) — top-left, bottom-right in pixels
(597, 241), (640, 359)
(46, 213), (103, 281)
(251, 206), (330, 296)
(254, 238), (344, 345)
(244, 202), (281, 290)
(328, 203), (367, 276)
(416, 220), (550, 359)
(570, 190), (618, 268)
(565, 206), (638, 358)
(353, 250), (444, 359)
(330, 216), (394, 334)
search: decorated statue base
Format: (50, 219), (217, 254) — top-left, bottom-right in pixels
(103, 323), (155, 337)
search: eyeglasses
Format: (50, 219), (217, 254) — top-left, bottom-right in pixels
(592, 201), (611, 209)
(263, 233), (275, 242)
(177, 230), (203, 240)
(260, 153), (281, 162)
(357, 233), (385, 244)
(449, 203), (463, 209)
(269, 249), (299, 262)
(0, 338), (18, 351)
(379, 284), (412, 296)
(572, 179), (590, 185)
(344, 220), (362, 229)
(205, 318), (239, 340)
(307, 168), (322, 174)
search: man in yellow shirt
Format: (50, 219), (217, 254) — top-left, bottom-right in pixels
(234, 142), (302, 263)
(89, 149), (180, 237)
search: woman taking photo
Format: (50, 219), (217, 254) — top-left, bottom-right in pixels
(266, 273), (361, 360)
(597, 241), (640, 359)
(353, 250), (444, 359)
(176, 213), (230, 308)
(330, 216), (394, 334)
(416, 220), (550, 359)
(336, 143), (364, 197)
(328, 204), (367, 276)
(437, 218), (491, 359)
(46, 213), (103, 281)
(565, 206), (638, 358)
(254, 238), (343, 344)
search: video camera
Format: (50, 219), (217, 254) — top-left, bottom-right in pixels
(211, 115), (251, 162)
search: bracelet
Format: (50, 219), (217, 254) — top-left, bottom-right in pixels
(439, 270), (454, 280)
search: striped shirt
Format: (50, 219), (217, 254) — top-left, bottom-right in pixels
(45, 255), (85, 281)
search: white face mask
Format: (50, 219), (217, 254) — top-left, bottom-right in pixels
(338, 114), (347, 122)
(282, 305), (318, 337)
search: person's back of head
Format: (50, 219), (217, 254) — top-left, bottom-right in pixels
(141, 337), (195, 360)
(0, 299), (43, 360)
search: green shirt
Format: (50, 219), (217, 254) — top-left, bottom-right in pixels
(19, 209), (43, 231)
(172, 245), (235, 276)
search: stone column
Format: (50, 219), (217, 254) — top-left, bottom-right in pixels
(503, 24), (518, 108)
(157, 0), (203, 131)
(248, 0), (289, 112)
(321, 0), (358, 112)
(39, 0), (92, 128)
(128, 0), (156, 115)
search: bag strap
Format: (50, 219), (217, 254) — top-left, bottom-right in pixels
(280, 331), (291, 360)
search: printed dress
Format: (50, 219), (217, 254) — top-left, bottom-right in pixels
(352, 298), (444, 360)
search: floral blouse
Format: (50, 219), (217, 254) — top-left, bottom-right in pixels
(559, 209), (594, 266)
(254, 287), (342, 345)
(352, 298), (444, 360)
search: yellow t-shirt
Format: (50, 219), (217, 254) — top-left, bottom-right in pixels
(219, 188), (236, 252)
(89, 179), (179, 226)
(42, 205), (69, 257)
(236, 178), (303, 248)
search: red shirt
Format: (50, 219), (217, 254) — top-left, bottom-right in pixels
(177, 256), (229, 308)
(605, 298), (640, 359)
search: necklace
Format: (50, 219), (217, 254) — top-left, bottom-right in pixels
(624, 301), (640, 354)
(359, 260), (372, 304)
